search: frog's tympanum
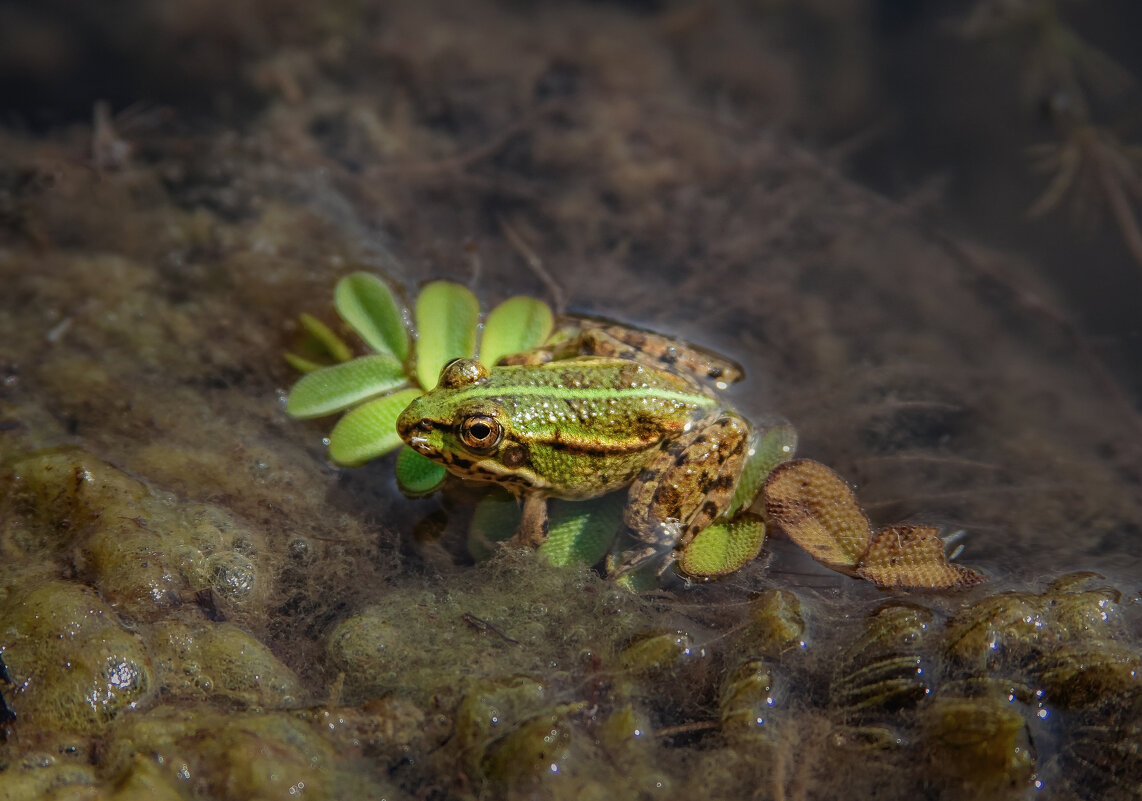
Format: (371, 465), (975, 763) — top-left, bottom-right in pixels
(396, 327), (756, 575)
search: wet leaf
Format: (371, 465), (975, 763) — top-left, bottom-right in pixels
(480, 702), (586, 784)
(334, 273), (410, 361)
(328, 388), (422, 465)
(283, 352), (325, 374)
(286, 354), (408, 419)
(298, 312), (353, 363)
(763, 459), (871, 573)
(395, 446), (447, 497)
(480, 296), (555, 367)
(728, 422), (797, 515)
(540, 492), (625, 568)
(857, 525), (986, 590)
(414, 281), (480, 389)
(924, 697), (1034, 786)
(677, 514), (766, 577)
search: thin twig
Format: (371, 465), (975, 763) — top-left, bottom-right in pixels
(499, 215), (566, 313)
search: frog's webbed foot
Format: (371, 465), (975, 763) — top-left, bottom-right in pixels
(610, 534), (678, 578)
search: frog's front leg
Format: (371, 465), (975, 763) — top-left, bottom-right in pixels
(510, 493), (550, 549)
(616, 412), (752, 574)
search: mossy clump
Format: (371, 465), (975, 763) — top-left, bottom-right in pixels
(0, 580), (153, 736)
(100, 706), (396, 801)
(5, 448), (274, 624)
(148, 620), (302, 707)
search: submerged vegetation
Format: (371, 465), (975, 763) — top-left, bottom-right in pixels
(1, 0), (1141, 799)
(960, 0), (1142, 270)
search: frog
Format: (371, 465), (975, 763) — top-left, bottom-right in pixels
(395, 324), (760, 576)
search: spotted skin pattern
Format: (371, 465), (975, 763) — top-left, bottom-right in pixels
(397, 353), (751, 564)
(625, 413), (751, 551)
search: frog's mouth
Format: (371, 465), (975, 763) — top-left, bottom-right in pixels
(395, 413), (441, 460)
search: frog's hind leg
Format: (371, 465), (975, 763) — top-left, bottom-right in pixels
(577, 326), (744, 387)
(623, 412), (752, 558)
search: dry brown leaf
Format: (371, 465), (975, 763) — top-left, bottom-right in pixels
(763, 458), (871, 573)
(857, 525), (986, 590)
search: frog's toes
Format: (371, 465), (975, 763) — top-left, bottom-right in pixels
(609, 541), (674, 578)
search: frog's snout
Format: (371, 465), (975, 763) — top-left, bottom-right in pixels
(396, 411), (436, 455)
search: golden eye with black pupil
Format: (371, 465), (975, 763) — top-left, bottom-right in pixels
(459, 414), (502, 452)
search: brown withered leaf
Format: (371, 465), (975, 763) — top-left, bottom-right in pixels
(763, 458), (871, 573)
(765, 459), (986, 589)
(857, 525), (986, 590)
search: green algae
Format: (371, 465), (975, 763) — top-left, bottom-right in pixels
(148, 620), (302, 707)
(0, 581), (153, 736)
(0, 2), (1141, 798)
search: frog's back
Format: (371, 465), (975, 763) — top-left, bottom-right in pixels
(484, 358), (712, 439)
(397, 356), (723, 500)
(479, 358), (716, 497)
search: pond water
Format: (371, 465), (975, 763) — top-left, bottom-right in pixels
(1, 2), (1140, 799)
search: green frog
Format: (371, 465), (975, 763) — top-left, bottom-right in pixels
(395, 326), (760, 575)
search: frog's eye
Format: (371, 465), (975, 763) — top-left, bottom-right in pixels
(459, 414), (503, 453)
(439, 358), (489, 389)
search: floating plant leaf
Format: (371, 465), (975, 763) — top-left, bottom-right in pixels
(677, 514), (767, 577)
(284, 352), (326, 374)
(286, 354), (409, 419)
(541, 492), (625, 569)
(480, 296), (555, 367)
(728, 422), (798, 516)
(415, 281), (480, 389)
(298, 312), (353, 363)
(763, 458), (871, 573)
(334, 272), (410, 362)
(765, 459), (986, 588)
(857, 525), (986, 590)
(328, 388), (422, 466)
(395, 446), (447, 497)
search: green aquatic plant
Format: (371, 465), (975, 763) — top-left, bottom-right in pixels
(285, 274), (798, 581)
(286, 275), (985, 588)
(285, 273), (554, 490)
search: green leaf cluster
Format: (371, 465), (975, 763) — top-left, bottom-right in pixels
(285, 273), (554, 491)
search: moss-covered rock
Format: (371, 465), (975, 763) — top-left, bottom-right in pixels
(148, 619), (303, 707)
(0, 581), (152, 735)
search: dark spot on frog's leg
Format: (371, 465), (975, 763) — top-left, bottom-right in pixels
(638, 468), (657, 483)
(701, 501), (720, 520)
(655, 485), (684, 519)
(712, 474), (736, 492)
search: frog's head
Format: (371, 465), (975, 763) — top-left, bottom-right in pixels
(396, 358), (545, 493)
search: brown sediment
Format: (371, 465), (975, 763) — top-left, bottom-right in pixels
(1, 1), (1141, 798)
